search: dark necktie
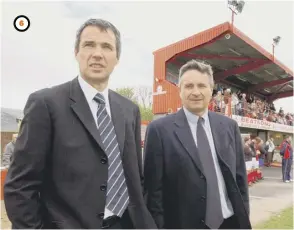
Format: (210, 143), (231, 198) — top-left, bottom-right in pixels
(94, 93), (129, 217)
(197, 117), (223, 229)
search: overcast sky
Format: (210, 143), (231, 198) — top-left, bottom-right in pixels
(1, 0), (293, 113)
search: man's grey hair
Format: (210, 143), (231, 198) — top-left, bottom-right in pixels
(178, 59), (214, 87)
(75, 18), (121, 59)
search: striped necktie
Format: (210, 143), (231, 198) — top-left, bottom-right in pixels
(94, 93), (129, 217)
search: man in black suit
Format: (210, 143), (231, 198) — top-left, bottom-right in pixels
(4, 18), (156, 229)
(144, 60), (251, 229)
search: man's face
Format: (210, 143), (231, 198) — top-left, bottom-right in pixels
(12, 134), (18, 143)
(179, 69), (213, 114)
(75, 26), (118, 84)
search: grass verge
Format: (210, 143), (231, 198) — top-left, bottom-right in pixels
(254, 206), (293, 229)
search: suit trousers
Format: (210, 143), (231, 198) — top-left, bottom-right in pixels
(282, 158), (293, 181)
(205, 215), (239, 229)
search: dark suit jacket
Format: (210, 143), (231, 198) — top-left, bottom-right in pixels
(4, 77), (156, 229)
(143, 109), (251, 229)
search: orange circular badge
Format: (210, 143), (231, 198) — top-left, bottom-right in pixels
(13, 15), (30, 32)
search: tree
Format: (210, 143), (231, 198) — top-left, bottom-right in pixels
(115, 87), (137, 104)
(139, 104), (154, 121)
(115, 86), (154, 121)
(135, 86), (152, 109)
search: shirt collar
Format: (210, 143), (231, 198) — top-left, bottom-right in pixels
(78, 75), (109, 106)
(183, 106), (209, 125)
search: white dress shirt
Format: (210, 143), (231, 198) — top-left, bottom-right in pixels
(183, 107), (234, 219)
(78, 76), (115, 218)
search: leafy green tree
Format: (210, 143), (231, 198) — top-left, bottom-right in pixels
(138, 104), (153, 121)
(115, 87), (137, 104)
(115, 86), (154, 121)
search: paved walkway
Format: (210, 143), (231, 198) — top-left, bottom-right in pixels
(1, 200), (10, 229)
(1, 168), (293, 229)
(249, 167), (293, 226)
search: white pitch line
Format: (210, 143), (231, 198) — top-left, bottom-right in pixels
(263, 177), (283, 180)
(249, 195), (291, 200)
(249, 195), (271, 199)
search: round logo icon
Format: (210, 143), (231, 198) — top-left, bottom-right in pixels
(157, 85), (163, 93)
(13, 15), (30, 32)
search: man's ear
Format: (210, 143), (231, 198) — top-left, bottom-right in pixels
(115, 57), (119, 66)
(74, 49), (79, 61)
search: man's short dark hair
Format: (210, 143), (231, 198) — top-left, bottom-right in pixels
(75, 18), (121, 59)
(178, 59), (214, 87)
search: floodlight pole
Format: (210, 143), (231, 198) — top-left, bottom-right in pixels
(272, 44), (275, 61)
(229, 7), (237, 26)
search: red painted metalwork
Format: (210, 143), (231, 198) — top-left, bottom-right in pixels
(214, 60), (271, 82)
(170, 59), (183, 67)
(169, 61), (267, 99)
(174, 53), (266, 61)
(249, 77), (293, 92)
(275, 84), (289, 94)
(231, 9), (236, 27)
(269, 90), (293, 101)
(272, 44), (275, 61)
(153, 21), (293, 115)
(221, 79), (245, 90)
(232, 26), (293, 77)
(153, 22), (231, 59)
(171, 36), (227, 61)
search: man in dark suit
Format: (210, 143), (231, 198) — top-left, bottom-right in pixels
(4, 18), (156, 229)
(144, 60), (251, 229)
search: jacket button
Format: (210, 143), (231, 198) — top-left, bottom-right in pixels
(101, 158), (107, 164)
(200, 174), (205, 179)
(201, 196), (206, 201)
(201, 219), (205, 224)
(97, 212), (104, 219)
(100, 184), (107, 191)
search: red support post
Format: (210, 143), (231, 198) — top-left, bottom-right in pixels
(269, 90), (293, 101)
(272, 44), (275, 61)
(214, 60), (271, 81)
(176, 53), (266, 61)
(249, 77), (293, 92)
(232, 10), (234, 26)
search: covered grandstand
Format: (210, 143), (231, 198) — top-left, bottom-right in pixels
(152, 22), (293, 116)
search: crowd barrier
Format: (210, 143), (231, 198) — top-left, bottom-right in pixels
(247, 170), (263, 185)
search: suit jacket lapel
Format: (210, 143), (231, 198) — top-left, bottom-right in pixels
(69, 77), (105, 152)
(109, 90), (125, 156)
(174, 109), (204, 175)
